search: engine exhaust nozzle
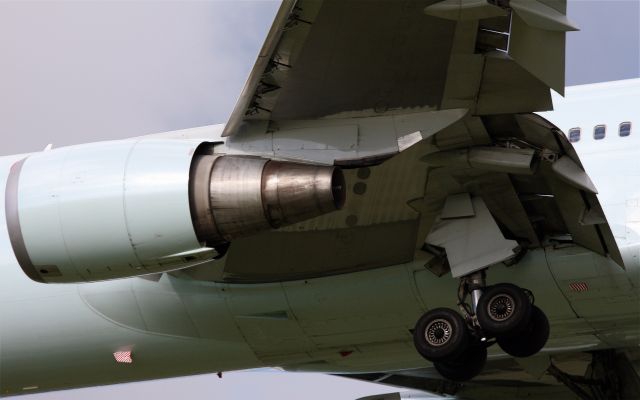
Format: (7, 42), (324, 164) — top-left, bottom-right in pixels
(190, 155), (345, 246)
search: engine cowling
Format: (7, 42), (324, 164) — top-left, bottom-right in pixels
(5, 139), (345, 283)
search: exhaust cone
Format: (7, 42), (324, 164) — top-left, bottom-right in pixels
(190, 155), (345, 246)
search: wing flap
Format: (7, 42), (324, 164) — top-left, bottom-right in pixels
(417, 112), (624, 269)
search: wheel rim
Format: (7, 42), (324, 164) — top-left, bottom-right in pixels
(425, 318), (453, 346)
(487, 293), (515, 322)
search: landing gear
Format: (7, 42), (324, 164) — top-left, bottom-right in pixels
(413, 271), (549, 381)
(476, 283), (532, 337)
(497, 305), (549, 357)
(434, 342), (487, 382)
(413, 308), (469, 362)
(413, 309), (488, 381)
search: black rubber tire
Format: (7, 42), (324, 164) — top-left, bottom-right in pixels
(434, 344), (488, 381)
(476, 283), (532, 337)
(498, 305), (550, 358)
(413, 308), (469, 362)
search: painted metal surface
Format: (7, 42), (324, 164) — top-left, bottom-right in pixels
(3, 223), (636, 396)
(540, 79), (640, 245)
(1, 0), (637, 395)
(1, 79), (639, 396)
(6, 135), (347, 283)
(0, 154), (259, 395)
(8, 138), (205, 283)
(426, 196), (519, 277)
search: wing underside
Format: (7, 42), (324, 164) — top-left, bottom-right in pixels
(186, 111), (622, 282)
(180, 0), (622, 282)
(222, 0), (576, 137)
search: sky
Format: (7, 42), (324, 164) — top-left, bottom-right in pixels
(1, 0), (639, 399)
(0, 0), (638, 156)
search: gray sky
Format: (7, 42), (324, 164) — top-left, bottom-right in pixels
(0, 0), (281, 156)
(566, 0), (640, 85)
(0, 0), (638, 156)
(2, 1), (639, 399)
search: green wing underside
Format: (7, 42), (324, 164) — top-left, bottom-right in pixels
(185, 1), (622, 283)
(222, 0), (575, 137)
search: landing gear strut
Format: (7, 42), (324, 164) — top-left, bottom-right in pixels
(413, 270), (549, 381)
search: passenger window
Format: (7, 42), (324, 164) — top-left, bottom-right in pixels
(619, 122), (631, 137)
(568, 127), (581, 143)
(593, 125), (606, 140)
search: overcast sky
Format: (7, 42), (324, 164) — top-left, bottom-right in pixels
(1, 1), (639, 399)
(0, 0), (638, 157)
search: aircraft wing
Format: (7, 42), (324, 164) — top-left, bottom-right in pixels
(222, 0), (577, 138)
(179, 0), (622, 282)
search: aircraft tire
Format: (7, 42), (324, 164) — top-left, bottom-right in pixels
(476, 283), (532, 337)
(413, 308), (469, 362)
(434, 343), (487, 381)
(497, 305), (549, 358)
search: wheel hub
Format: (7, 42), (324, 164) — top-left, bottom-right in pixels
(487, 293), (515, 321)
(425, 319), (452, 346)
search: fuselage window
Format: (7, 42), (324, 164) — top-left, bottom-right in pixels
(594, 124), (606, 140)
(619, 122), (631, 137)
(568, 127), (581, 143)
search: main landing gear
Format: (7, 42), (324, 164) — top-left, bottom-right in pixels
(413, 271), (549, 381)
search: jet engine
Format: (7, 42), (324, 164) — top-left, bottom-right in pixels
(5, 139), (345, 283)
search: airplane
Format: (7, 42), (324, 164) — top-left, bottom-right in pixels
(1, 0), (639, 399)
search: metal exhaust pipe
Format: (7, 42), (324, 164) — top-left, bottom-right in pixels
(189, 155), (345, 246)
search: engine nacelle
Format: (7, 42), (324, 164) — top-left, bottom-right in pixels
(5, 139), (345, 283)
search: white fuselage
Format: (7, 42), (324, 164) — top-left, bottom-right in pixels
(1, 79), (639, 397)
(540, 79), (640, 245)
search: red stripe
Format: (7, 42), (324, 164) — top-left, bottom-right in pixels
(113, 351), (133, 363)
(569, 282), (589, 292)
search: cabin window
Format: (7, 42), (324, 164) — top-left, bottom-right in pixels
(594, 125), (606, 140)
(619, 122), (631, 137)
(568, 127), (581, 143)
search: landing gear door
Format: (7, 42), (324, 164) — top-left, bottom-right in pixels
(425, 194), (520, 278)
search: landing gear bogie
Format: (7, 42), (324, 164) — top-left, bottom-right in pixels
(412, 274), (549, 381)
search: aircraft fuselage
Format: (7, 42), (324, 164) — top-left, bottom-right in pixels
(1, 79), (639, 396)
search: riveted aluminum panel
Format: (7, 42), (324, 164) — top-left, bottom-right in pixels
(124, 139), (202, 263)
(13, 138), (205, 282)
